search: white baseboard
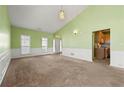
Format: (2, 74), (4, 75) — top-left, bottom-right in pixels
(11, 48), (54, 58)
(62, 48), (92, 62)
(0, 50), (11, 85)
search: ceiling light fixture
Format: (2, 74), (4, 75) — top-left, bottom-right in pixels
(59, 6), (65, 20)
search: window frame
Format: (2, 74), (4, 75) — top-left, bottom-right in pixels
(42, 37), (48, 52)
(21, 35), (31, 55)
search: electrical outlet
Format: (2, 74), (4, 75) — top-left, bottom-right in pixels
(70, 53), (74, 55)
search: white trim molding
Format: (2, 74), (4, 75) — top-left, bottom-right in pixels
(62, 48), (92, 62)
(11, 48), (54, 58)
(110, 50), (124, 68)
(0, 50), (11, 85)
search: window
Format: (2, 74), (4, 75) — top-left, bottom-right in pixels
(42, 37), (48, 52)
(21, 35), (30, 54)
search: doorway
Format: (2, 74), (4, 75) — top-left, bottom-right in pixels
(92, 29), (110, 65)
(53, 39), (62, 54)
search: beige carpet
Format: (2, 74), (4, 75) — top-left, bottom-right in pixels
(1, 54), (124, 87)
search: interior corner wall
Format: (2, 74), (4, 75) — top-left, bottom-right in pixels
(0, 6), (11, 84)
(11, 26), (54, 58)
(55, 6), (124, 68)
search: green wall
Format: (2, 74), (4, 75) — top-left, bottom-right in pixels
(0, 6), (10, 53)
(55, 6), (124, 51)
(11, 26), (53, 48)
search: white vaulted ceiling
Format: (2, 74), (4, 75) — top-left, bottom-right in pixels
(8, 5), (87, 33)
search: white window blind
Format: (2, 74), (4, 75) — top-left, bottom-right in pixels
(21, 35), (30, 54)
(42, 37), (48, 52)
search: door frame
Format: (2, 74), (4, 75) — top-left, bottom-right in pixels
(53, 39), (62, 53)
(92, 28), (111, 64)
